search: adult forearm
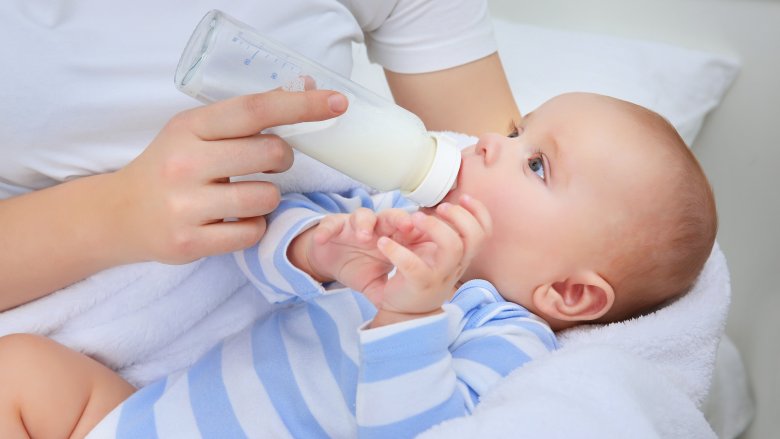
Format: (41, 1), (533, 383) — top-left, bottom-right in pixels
(385, 53), (522, 136)
(0, 173), (130, 310)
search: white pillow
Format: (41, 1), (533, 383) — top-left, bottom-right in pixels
(351, 20), (741, 146)
(491, 19), (740, 146)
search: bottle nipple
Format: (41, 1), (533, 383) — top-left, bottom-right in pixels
(403, 133), (461, 207)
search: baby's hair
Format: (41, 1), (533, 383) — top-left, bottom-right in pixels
(596, 105), (718, 323)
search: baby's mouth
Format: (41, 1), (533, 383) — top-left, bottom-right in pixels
(421, 159), (463, 214)
(443, 159), (463, 197)
(448, 159), (464, 198)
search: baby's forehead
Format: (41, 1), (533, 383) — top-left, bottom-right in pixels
(534, 92), (620, 114)
(530, 93), (653, 128)
(558, 134), (674, 211)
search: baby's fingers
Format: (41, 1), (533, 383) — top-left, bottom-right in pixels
(349, 208), (377, 241)
(312, 215), (345, 244)
(375, 209), (414, 237)
(434, 196), (492, 258)
(458, 195), (493, 236)
(376, 236), (428, 280)
(411, 212), (462, 257)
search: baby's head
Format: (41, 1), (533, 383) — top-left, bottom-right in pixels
(445, 92), (717, 330)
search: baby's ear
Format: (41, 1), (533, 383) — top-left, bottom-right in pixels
(531, 271), (615, 323)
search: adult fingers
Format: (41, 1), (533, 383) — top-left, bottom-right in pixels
(201, 181), (281, 220)
(163, 216), (267, 262)
(195, 134), (294, 181)
(196, 217), (268, 256)
(183, 90), (348, 141)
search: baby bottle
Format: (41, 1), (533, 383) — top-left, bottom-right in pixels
(175, 10), (460, 207)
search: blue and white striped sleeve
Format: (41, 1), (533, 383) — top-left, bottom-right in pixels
(354, 280), (558, 438)
(356, 313), (460, 439)
(446, 281), (558, 409)
(234, 189), (414, 304)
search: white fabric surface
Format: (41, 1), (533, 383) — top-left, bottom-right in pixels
(703, 336), (756, 439)
(0, 0), (495, 198)
(0, 253), (268, 386)
(491, 19), (741, 147)
(420, 240), (731, 439)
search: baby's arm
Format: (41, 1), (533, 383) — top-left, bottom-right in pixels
(288, 207), (416, 296)
(0, 334), (135, 439)
(286, 193), (492, 316)
(235, 189), (414, 303)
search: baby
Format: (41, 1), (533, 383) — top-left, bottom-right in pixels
(0, 92), (716, 438)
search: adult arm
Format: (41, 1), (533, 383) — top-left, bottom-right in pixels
(385, 52), (521, 136)
(0, 91), (347, 311)
(356, 0), (520, 135)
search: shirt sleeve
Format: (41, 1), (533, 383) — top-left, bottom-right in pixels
(356, 0), (498, 74)
(234, 189), (414, 304)
(356, 313), (458, 438)
(354, 280), (558, 438)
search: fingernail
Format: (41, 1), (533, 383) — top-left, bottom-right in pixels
(437, 202), (450, 212)
(328, 94), (348, 113)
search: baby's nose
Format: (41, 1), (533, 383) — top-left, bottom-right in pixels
(476, 133), (506, 163)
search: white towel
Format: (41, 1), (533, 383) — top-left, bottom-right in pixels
(0, 254), (273, 385)
(0, 133), (731, 437)
(421, 241), (730, 439)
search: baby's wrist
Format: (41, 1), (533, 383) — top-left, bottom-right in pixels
(369, 308), (444, 329)
(288, 228), (331, 283)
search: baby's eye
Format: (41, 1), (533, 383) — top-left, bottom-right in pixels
(528, 155), (546, 180)
(507, 123), (524, 138)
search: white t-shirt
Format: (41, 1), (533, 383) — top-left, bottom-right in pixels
(0, 0), (495, 198)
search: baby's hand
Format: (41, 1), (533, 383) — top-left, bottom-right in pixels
(369, 195), (492, 327)
(306, 208), (414, 293)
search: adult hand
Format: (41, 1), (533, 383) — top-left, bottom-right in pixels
(111, 90), (348, 264)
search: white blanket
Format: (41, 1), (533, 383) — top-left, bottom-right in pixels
(0, 133), (730, 438)
(421, 242), (729, 439)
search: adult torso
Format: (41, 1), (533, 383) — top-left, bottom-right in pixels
(0, 0), (370, 197)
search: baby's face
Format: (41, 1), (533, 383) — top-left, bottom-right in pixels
(443, 93), (669, 309)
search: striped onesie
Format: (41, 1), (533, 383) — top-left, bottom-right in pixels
(88, 189), (558, 438)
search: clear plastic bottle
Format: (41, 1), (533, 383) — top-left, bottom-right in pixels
(174, 10), (460, 206)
